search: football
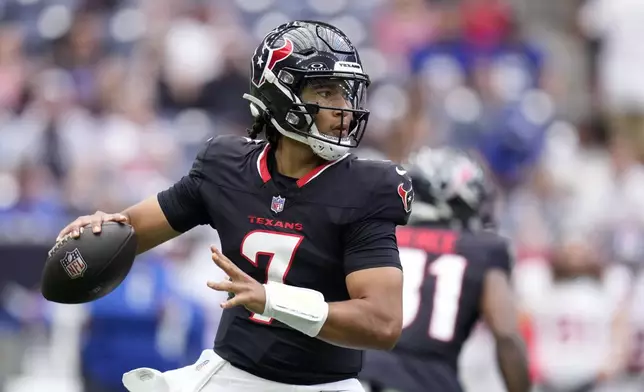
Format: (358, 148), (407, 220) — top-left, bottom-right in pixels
(41, 222), (138, 304)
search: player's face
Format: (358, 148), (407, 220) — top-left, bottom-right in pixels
(300, 79), (354, 139)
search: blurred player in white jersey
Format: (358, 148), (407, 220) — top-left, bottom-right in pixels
(516, 235), (630, 392)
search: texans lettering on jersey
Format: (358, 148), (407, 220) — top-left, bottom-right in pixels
(157, 135), (411, 385)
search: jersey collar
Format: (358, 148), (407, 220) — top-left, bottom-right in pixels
(256, 143), (349, 188)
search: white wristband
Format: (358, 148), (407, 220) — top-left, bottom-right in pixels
(261, 282), (329, 337)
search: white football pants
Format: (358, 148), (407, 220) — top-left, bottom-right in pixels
(123, 349), (365, 392)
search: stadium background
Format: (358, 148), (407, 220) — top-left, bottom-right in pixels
(1, 0), (644, 391)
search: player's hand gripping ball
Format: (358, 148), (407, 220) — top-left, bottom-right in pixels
(41, 212), (137, 304)
(207, 246), (267, 314)
(56, 210), (129, 241)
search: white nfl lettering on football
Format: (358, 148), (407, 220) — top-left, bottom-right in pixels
(60, 248), (88, 279)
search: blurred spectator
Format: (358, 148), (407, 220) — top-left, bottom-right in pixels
(579, 0), (644, 162)
(154, 2), (250, 129)
(476, 93), (551, 189)
(395, 3), (473, 159)
(0, 24), (28, 113)
(54, 12), (106, 112)
(472, 17), (549, 104)
(80, 253), (206, 392)
(373, 0), (438, 60)
(516, 236), (630, 392)
(460, 0), (511, 51)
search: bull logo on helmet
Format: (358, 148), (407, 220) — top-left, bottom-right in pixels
(251, 37), (294, 87)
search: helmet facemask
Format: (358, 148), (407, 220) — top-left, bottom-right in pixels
(255, 67), (369, 160)
(285, 70), (369, 147)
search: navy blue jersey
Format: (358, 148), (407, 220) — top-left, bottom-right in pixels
(361, 225), (512, 392)
(157, 135), (412, 385)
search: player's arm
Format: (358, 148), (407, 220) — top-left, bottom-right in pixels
(315, 220), (403, 350)
(121, 197), (180, 254)
(481, 268), (531, 392)
(55, 198), (179, 255)
(318, 265), (402, 350)
(309, 163), (411, 350)
(56, 138), (214, 254)
(209, 221), (404, 351)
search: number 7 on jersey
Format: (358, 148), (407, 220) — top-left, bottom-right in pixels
(241, 230), (304, 323)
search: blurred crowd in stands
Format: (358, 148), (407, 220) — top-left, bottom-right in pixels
(2, 0), (644, 391)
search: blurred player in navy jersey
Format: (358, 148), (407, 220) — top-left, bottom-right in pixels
(56, 20), (412, 392)
(360, 147), (530, 392)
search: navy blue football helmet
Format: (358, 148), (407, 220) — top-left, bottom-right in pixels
(243, 20), (370, 160)
(406, 147), (497, 230)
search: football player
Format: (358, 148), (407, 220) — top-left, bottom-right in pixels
(360, 147), (531, 392)
(56, 21), (412, 392)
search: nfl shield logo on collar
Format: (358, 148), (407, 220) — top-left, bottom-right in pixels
(60, 248), (88, 279)
(271, 195), (286, 214)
